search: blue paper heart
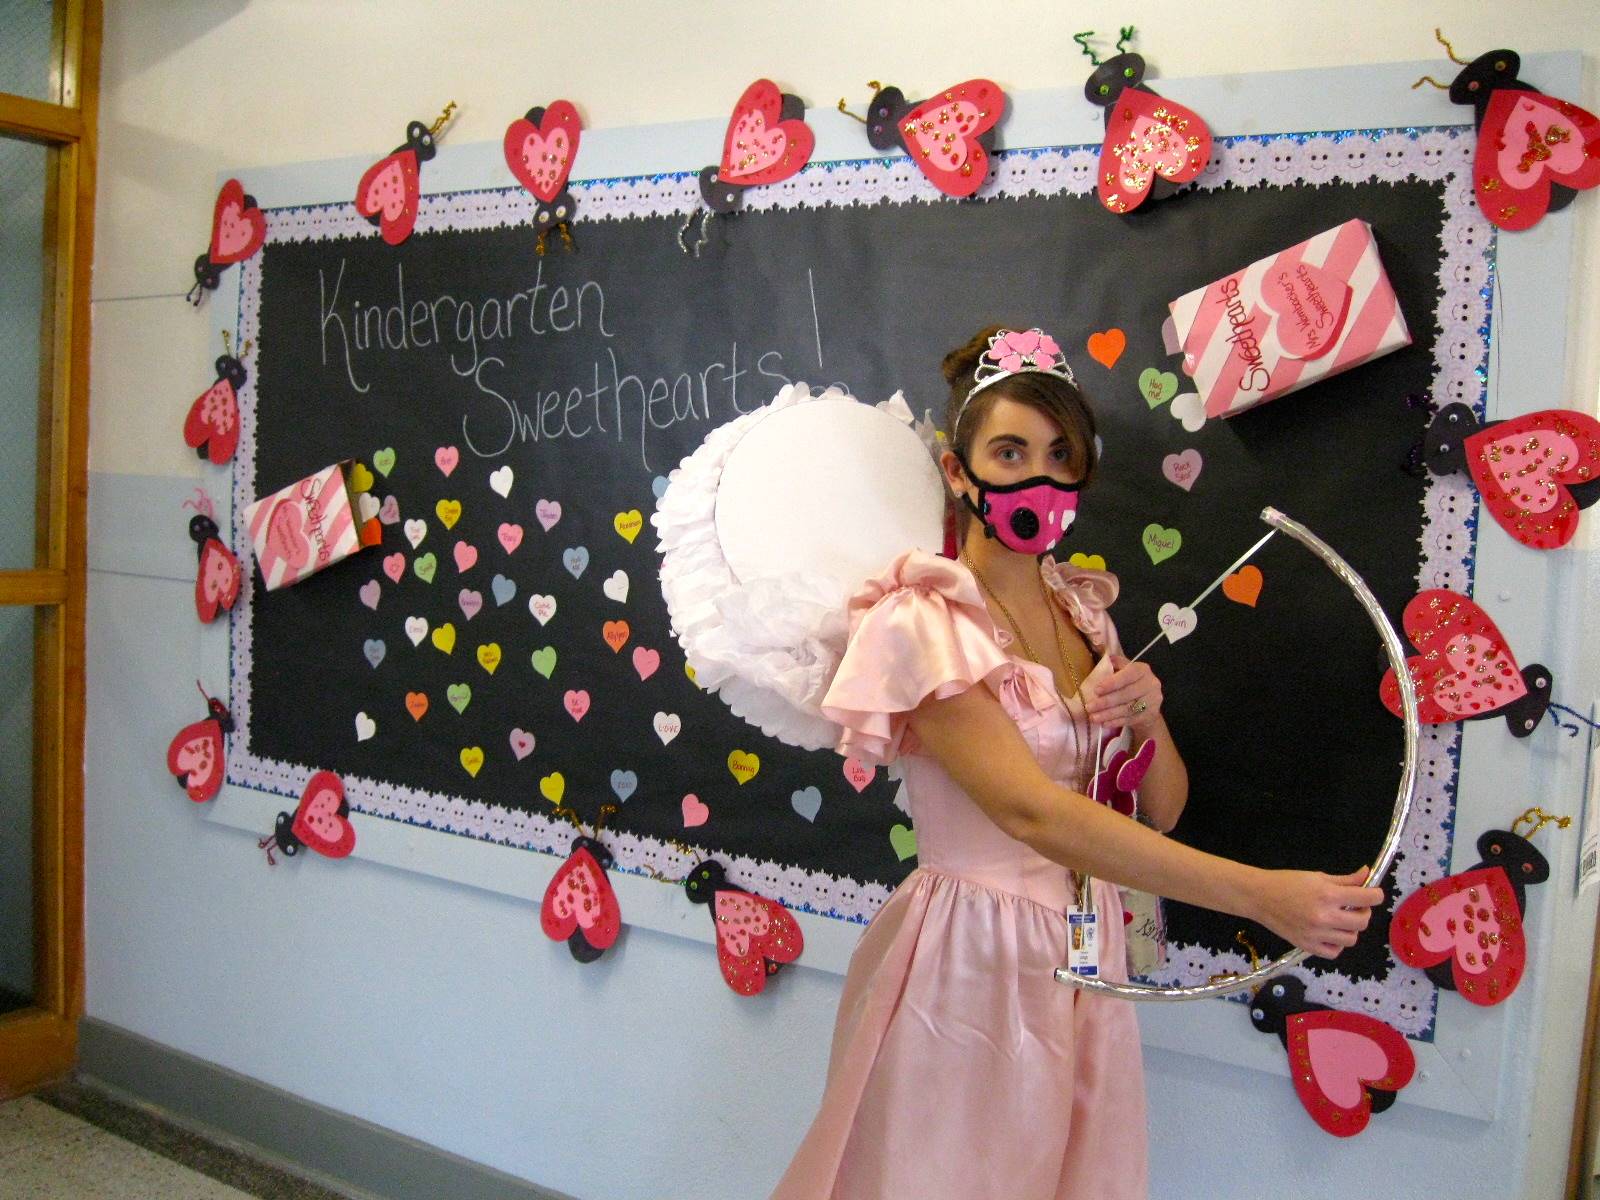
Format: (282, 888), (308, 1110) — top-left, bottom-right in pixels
(491, 573), (516, 606)
(610, 769), (638, 802)
(791, 786), (822, 822)
(363, 638), (386, 668)
(651, 475), (669, 501)
(563, 546), (590, 579)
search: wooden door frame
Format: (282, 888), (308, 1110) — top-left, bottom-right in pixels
(0, 0), (100, 1099)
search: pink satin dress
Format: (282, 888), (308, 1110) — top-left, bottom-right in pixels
(771, 549), (1147, 1200)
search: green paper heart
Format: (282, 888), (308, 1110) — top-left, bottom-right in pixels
(372, 447), (396, 476)
(530, 646), (558, 679)
(413, 552), (437, 583)
(1139, 367), (1179, 409)
(1142, 523), (1183, 565)
(447, 683), (472, 714)
(889, 823), (918, 862)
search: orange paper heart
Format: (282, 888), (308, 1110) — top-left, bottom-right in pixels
(404, 692), (429, 721)
(1086, 328), (1127, 369)
(602, 620), (631, 652)
(1223, 565), (1263, 607)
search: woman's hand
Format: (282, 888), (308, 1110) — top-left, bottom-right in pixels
(1082, 652), (1164, 735)
(1250, 868), (1385, 959)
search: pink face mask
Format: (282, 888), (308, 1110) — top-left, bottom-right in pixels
(958, 455), (1083, 555)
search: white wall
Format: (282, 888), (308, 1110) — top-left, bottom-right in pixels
(86, 4), (1600, 1198)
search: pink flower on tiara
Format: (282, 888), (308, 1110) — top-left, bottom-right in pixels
(987, 328), (1065, 374)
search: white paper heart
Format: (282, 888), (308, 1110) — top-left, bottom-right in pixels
(603, 570), (629, 604)
(355, 711), (376, 741)
(404, 616), (428, 646)
(528, 594), (558, 625)
(653, 711), (681, 745)
(1170, 392), (1207, 433)
(404, 518), (427, 549)
(357, 492), (380, 522)
(1157, 602), (1199, 643)
(489, 465), (514, 497)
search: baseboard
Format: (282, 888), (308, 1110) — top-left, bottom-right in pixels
(76, 1018), (578, 1200)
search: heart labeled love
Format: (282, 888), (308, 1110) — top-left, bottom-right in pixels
(404, 518), (427, 549)
(1087, 328), (1127, 369)
(1259, 256), (1351, 361)
(458, 588), (483, 620)
(563, 546), (589, 578)
(383, 552), (406, 583)
(602, 620), (631, 653)
(447, 683), (473, 714)
(359, 580), (381, 610)
(632, 646), (660, 680)
(491, 574), (516, 606)
(488, 465), (514, 497)
(727, 750), (761, 785)
(609, 770), (638, 802)
(1139, 368), (1179, 409)
(1223, 565), (1264, 607)
(1141, 524), (1182, 565)
(1157, 602), (1198, 643)
(509, 728), (535, 761)
(431, 622), (457, 654)
(436, 499), (462, 530)
(603, 570), (629, 603)
(453, 541), (478, 573)
(434, 445), (459, 476)
(653, 711), (681, 744)
(791, 786), (822, 822)
(477, 643), (502, 674)
(372, 447), (396, 476)
(349, 461), (375, 494)
(405, 691), (429, 721)
(681, 794), (710, 828)
(460, 746), (485, 777)
(496, 523), (524, 554)
(889, 823), (918, 862)
(404, 616), (428, 646)
(563, 689), (591, 721)
(536, 499), (563, 531)
(363, 638), (386, 668)
(843, 758), (874, 793)
(355, 712), (376, 741)
(1068, 552), (1108, 571)
(613, 509), (644, 544)
(378, 495), (400, 525)
(413, 552), (438, 583)
(540, 772), (565, 803)
(528, 594), (558, 625)
(1162, 449), (1203, 491)
(531, 646), (558, 678)
(504, 101), (582, 202)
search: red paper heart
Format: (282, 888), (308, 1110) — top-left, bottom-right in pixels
(503, 101), (582, 203)
(355, 150), (421, 245)
(209, 179), (266, 265)
(292, 770), (356, 858)
(1465, 408), (1600, 550)
(183, 378), (240, 465)
(899, 79), (1003, 198)
(1286, 1010), (1414, 1137)
(1258, 255), (1351, 361)
(1096, 87), (1212, 213)
(718, 79), (814, 187)
(1379, 589), (1529, 723)
(1390, 865), (1526, 1006)
(195, 538), (241, 623)
(1474, 89), (1600, 232)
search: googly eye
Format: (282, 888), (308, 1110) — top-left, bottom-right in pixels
(1123, 67), (1134, 78)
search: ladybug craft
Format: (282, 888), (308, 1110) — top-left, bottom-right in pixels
(187, 179), (267, 304)
(503, 100), (582, 254)
(1423, 402), (1600, 550)
(355, 102), (456, 246)
(1076, 27), (1213, 214)
(1415, 29), (1600, 232)
(182, 489), (240, 624)
(182, 336), (246, 465)
(166, 681), (233, 803)
(1378, 589), (1551, 737)
(1250, 975), (1415, 1137)
(853, 77), (1005, 199)
(1090, 731), (1156, 818)
(684, 859), (803, 995)
(540, 804), (623, 963)
(1389, 809), (1565, 1007)
(258, 770), (357, 865)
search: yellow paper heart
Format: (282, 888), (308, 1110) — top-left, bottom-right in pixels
(540, 772), (565, 804)
(477, 642), (502, 674)
(1068, 552), (1107, 571)
(613, 509), (644, 544)
(685, 663), (698, 684)
(459, 746), (484, 777)
(431, 622), (457, 654)
(348, 461), (375, 493)
(726, 749), (761, 785)
(436, 499), (463, 530)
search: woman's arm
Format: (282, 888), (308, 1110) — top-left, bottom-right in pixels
(907, 684), (1383, 958)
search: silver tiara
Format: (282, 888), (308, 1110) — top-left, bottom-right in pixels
(954, 327), (1077, 433)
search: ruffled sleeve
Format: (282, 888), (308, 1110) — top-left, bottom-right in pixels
(1041, 558), (1123, 659)
(819, 550), (1016, 766)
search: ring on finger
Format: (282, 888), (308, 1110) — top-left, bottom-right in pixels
(1129, 698), (1148, 716)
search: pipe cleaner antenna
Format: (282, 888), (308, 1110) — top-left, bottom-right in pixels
(1115, 25), (1136, 55)
(1434, 27), (1470, 65)
(1511, 806), (1572, 839)
(1073, 31), (1101, 65)
(428, 101), (458, 138)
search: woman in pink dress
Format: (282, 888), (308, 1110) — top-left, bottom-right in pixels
(770, 326), (1384, 1200)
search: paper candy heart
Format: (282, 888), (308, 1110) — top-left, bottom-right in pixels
(653, 711), (681, 744)
(1139, 368), (1179, 408)
(436, 499), (462, 529)
(372, 447), (396, 476)
(563, 689), (591, 721)
(1086, 328), (1126, 368)
(477, 643), (502, 674)
(613, 509), (643, 543)
(843, 758), (874, 793)
(434, 445), (460, 476)
(889, 823), (918, 861)
(362, 639), (386, 668)
(404, 519), (427, 548)
(1162, 449), (1202, 491)
(1157, 602), (1198, 643)
(405, 691), (429, 720)
(1141, 524), (1182, 564)
(602, 620), (631, 653)
(536, 499), (563, 531)
(496, 523), (523, 554)
(609, 769), (638, 802)
(453, 541), (478, 573)
(459, 746), (485, 777)
(603, 570), (629, 603)
(458, 589), (483, 620)
(528, 594), (558, 625)
(413, 552), (438, 583)
(1223, 565), (1264, 607)
(431, 622), (457, 654)
(354, 712), (376, 741)
(447, 683), (472, 714)
(563, 546), (589, 578)
(488, 465), (514, 497)
(378, 495), (400, 524)
(539, 772), (565, 803)
(359, 580), (381, 610)
(631, 646), (659, 680)
(681, 794), (710, 827)
(1169, 392), (1206, 432)
(509, 728), (535, 760)
(1068, 552), (1107, 571)
(726, 750), (760, 784)
(791, 786), (822, 822)
(383, 552), (405, 583)
(404, 615), (428, 646)
(531, 646), (558, 678)
(491, 574), (516, 606)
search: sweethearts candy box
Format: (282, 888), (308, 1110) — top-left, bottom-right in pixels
(243, 461), (381, 590)
(1163, 219), (1411, 419)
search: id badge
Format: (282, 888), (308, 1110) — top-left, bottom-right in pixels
(1066, 907), (1100, 977)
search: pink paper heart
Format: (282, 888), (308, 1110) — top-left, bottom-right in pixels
(382, 553), (405, 583)
(843, 758), (874, 793)
(535, 499), (562, 532)
(378, 494), (400, 524)
(1260, 256), (1352, 361)
(458, 589), (483, 620)
(509, 728), (535, 761)
(632, 647), (660, 681)
(563, 690), (591, 722)
(453, 541), (478, 573)
(681, 793), (710, 828)
(1162, 449), (1203, 491)
(497, 523), (524, 554)
(358, 580), (381, 610)
(434, 445), (460, 476)
(264, 499), (311, 571)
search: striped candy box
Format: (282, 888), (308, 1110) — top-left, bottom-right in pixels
(244, 461), (376, 590)
(1165, 219), (1412, 420)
